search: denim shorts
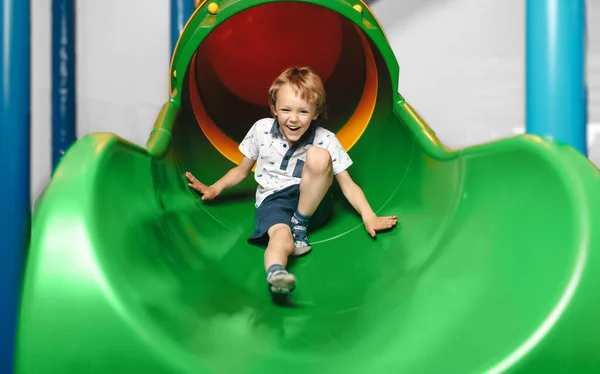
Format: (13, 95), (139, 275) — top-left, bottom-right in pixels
(247, 183), (332, 249)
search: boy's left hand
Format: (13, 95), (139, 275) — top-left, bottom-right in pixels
(363, 214), (398, 238)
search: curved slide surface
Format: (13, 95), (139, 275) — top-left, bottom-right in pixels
(17, 1), (600, 373)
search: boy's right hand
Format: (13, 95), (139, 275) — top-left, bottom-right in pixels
(185, 171), (220, 200)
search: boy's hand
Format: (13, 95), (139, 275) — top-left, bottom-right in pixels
(185, 171), (220, 200)
(363, 214), (398, 238)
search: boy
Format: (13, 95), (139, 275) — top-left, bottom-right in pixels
(186, 66), (397, 295)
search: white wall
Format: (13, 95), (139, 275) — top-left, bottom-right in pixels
(75, 0), (170, 144)
(31, 0), (171, 204)
(31, 0), (53, 205)
(30, 0), (599, 204)
(371, 0), (600, 159)
(372, 0), (525, 144)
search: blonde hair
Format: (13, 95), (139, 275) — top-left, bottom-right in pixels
(268, 66), (327, 118)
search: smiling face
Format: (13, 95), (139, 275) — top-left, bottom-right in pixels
(271, 83), (319, 144)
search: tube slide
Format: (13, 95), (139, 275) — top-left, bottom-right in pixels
(16, 1), (600, 373)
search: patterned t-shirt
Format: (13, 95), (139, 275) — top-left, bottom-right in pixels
(238, 117), (353, 207)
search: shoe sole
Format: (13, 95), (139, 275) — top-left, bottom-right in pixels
(269, 273), (297, 294)
(293, 245), (312, 257)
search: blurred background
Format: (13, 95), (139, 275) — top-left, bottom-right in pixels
(29, 0), (600, 205)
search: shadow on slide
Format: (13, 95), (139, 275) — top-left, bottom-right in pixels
(16, 1), (600, 373)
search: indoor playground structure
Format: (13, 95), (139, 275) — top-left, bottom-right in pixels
(3, 0), (600, 373)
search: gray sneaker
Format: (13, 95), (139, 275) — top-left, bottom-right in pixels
(267, 270), (296, 294)
(293, 244), (312, 257)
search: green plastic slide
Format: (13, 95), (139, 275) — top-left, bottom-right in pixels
(16, 1), (600, 373)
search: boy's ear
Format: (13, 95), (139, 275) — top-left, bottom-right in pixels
(270, 105), (277, 117)
(312, 112), (319, 121)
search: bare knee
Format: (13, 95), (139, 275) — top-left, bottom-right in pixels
(305, 146), (332, 175)
(267, 224), (294, 255)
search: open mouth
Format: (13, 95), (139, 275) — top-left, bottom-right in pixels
(286, 126), (301, 133)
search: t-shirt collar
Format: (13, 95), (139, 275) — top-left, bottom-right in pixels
(270, 118), (316, 145)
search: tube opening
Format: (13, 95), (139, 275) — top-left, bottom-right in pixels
(185, 2), (379, 164)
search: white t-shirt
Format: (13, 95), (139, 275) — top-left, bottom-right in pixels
(238, 117), (353, 207)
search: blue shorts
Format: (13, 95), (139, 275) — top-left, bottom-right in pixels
(248, 183), (333, 249)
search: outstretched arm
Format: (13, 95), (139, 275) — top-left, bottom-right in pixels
(186, 156), (255, 200)
(335, 170), (397, 237)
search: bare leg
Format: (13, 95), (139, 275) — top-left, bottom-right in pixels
(264, 224), (296, 293)
(291, 147), (333, 254)
(264, 223), (295, 270)
(297, 146), (333, 216)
